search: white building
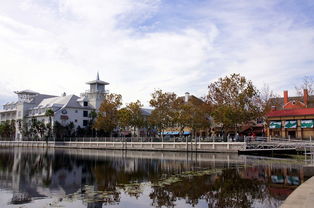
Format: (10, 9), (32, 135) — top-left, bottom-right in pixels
(0, 73), (109, 140)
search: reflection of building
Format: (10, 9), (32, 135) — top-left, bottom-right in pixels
(0, 73), (109, 140)
(267, 89), (314, 139)
(240, 164), (305, 200)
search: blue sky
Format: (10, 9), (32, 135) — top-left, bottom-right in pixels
(0, 0), (313, 106)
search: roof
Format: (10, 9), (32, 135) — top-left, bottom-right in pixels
(14, 89), (39, 94)
(267, 108), (314, 117)
(86, 80), (109, 85)
(37, 94), (86, 109)
(31, 94), (57, 105)
(177, 94), (204, 105)
(86, 73), (109, 85)
(141, 108), (152, 116)
(269, 95), (314, 110)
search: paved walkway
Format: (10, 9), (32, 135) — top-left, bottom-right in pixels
(281, 176), (314, 208)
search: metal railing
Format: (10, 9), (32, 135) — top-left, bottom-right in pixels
(0, 136), (246, 143)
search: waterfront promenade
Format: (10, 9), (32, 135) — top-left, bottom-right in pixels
(281, 175), (314, 208)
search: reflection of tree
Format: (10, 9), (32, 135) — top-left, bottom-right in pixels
(0, 149), (305, 208)
(0, 153), (14, 171)
(149, 174), (214, 207)
(149, 169), (267, 208)
(205, 169), (265, 208)
(150, 186), (176, 208)
(42, 149), (52, 186)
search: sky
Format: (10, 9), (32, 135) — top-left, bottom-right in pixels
(0, 0), (313, 107)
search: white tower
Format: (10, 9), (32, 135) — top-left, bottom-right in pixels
(84, 72), (109, 110)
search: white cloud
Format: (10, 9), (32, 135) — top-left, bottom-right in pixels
(0, 0), (313, 106)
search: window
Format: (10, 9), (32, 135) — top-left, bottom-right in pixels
(75, 119), (77, 123)
(83, 111), (88, 117)
(75, 110), (78, 113)
(83, 120), (88, 126)
(84, 101), (88, 107)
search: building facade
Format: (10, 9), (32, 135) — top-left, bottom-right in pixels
(0, 73), (109, 140)
(267, 89), (314, 139)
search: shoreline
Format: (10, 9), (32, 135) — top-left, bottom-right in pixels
(0, 140), (246, 153)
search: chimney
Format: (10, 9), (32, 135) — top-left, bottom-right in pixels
(184, 92), (190, 103)
(283, 90), (288, 105)
(304, 89), (308, 107)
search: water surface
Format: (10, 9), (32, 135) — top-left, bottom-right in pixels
(0, 147), (311, 208)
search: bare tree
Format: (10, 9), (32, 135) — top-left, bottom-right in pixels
(295, 76), (314, 96)
(259, 84), (281, 115)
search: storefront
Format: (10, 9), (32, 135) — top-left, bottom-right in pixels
(267, 108), (314, 139)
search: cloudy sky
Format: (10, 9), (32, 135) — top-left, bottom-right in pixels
(0, 0), (313, 106)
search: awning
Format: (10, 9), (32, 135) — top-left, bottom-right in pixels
(161, 131), (190, 135)
(269, 121), (281, 129)
(301, 120), (314, 128)
(285, 120), (297, 128)
(161, 132), (179, 135)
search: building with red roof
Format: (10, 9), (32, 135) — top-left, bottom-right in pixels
(266, 89), (314, 139)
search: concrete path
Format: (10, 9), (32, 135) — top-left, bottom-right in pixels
(281, 176), (314, 208)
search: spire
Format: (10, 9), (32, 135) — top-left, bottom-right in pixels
(97, 72), (100, 80)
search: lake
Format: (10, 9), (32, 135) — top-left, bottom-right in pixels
(0, 147), (311, 208)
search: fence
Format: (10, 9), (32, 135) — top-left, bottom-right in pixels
(0, 135), (247, 143)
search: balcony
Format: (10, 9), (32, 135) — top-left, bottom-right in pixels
(84, 89), (109, 94)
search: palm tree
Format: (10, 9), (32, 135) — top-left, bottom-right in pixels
(45, 109), (54, 144)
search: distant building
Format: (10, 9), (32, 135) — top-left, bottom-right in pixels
(0, 73), (109, 140)
(266, 89), (314, 139)
(163, 92), (211, 137)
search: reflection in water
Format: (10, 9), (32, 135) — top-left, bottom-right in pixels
(0, 147), (310, 208)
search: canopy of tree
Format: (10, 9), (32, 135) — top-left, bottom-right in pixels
(206, 73), (261, 134)
(94, 93), (122, 136)
(118, 100), (144, 136)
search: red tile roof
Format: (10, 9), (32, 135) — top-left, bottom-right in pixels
(267, 108), (314, 117)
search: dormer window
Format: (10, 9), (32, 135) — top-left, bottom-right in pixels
(84, 101), (88, 107)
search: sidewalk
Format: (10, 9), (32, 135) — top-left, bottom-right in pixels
(280, 176), (314, 208)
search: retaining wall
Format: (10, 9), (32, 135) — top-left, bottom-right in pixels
(0, 141), (246, 153)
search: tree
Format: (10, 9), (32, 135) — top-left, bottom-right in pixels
(149, 90), (178, 137)
(94, 93), (122, 136)
(295, 76), (314, 96)
(118, 107), (132, 134)
(173, 98), (192, 136)
(45, 109), (54, 142)
(258, 84), (281, 118)
(89, 110), (98, 136)
(206, 74), (261, 135)
(126, 100), (144, 137)
(0, 120), (15, 139)
(174, 96), (211, 137)
(17, 119), (30, 139)
(36, 120), (47, 139)
(28, 118), (38, 140)
(188, 97), (211, 137)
